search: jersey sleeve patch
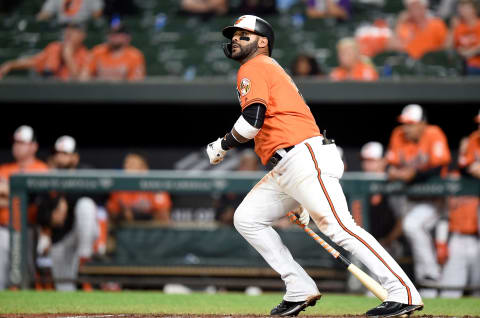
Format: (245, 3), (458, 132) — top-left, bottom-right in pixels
(239, 78), (251, 96)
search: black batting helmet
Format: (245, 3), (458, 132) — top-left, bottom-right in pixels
(222, 15), (275, 58)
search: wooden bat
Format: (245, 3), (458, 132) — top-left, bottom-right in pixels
(287, 212), (388, 301)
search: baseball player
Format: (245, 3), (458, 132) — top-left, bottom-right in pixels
(459, 110), (480, 178)
(0, 126), (49, 290)
(36, 135), (98, 291)
(206, 15), (423, 317)
(436, 136), (480, 298)
(386, 104), (451, 295)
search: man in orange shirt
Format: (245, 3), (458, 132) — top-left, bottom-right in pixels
(207, 15), (423, 317)
(436, 137), (480, 298)
(386, 104), (451, 296)
(0, 126), (49, 290)
(459, 110), (480, 176)
(107, 153), (171, 222)
(330, 37), (379, 81)
(81, 25), (145, 81)
(393, 0), (448, 59)
(0, 24), (88, 81)
(452, 0), (480, 75)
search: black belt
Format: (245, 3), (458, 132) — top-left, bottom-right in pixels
(269, 146), (294, 167)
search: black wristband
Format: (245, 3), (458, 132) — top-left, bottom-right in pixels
(221, 132), (242, 150)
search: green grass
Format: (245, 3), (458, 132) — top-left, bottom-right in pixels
(0, 291), (479, 316)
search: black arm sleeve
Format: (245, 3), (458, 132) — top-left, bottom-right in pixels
(221, 103), (267, 150)
(242, 103), (266, 128)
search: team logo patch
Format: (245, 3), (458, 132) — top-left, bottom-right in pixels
(240, 78), (251, 96)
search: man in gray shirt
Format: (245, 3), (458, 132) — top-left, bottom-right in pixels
(37, 0), (103, 24)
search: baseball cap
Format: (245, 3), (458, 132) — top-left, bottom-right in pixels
(361, 142), (383, 160)
(13, 125), (36, 143)
(54, 135), (76, 154)
(398, 104), (424, 124)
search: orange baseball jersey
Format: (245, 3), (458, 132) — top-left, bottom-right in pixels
(454, 20), (480, 68)
(33, 41), (89, 80)
(459, 130), (480, 168)
(86, 44), (145, 81)
(0, 160), (49, 226)
(329, 61), (379, 81)
(386, 125), (451, 170)
(236, 54), (321, 165)
(106, 191), (172, 216)
(395, 17), (448, 59)
(447, 196), (479, 234)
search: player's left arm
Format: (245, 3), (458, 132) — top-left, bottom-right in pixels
(206, 103), (266, 165)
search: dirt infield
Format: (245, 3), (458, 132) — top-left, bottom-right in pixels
(2, 315), (480, 318)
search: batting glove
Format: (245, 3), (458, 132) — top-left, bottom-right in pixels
(435, 242), (449, 265)
(293, 206), (310, 226)
(206, 138), (227, 165)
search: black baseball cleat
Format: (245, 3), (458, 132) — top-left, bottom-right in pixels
(366, 301), (424, 317)
(270, 294), (321, 316)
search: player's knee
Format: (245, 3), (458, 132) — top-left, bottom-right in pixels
(233, 206), (250, 233)
(74, 197), (97, 220)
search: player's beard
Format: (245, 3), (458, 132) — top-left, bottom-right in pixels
(231, 38), (259, 61)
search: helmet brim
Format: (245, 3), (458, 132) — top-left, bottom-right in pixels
(222, 26), (255, 39)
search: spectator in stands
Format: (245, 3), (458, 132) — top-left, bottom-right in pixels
(80, 24), (145, 81)
(180, 0), (229, 16)
(35, 135), (100, 291)
(386, 104), (451, 297)
(237, 0), (277, 15)
(305, 0), (351, 20)
(37, 0), (104, 24)
(0, 24), (88, 81)
(451, 0), (480, 75)
(355, 19), (393, 58)
(215, 150), (261, 226)
(291, 54), (324, 77)
(0, 126), (49, 290)
(393, 0), (448, 59)
(107, 153), (172, 223)
(330, 38), (379, 81)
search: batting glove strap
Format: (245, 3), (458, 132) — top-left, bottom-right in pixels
(207, 137), (227, 165)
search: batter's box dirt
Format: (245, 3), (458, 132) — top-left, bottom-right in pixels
(2, 314), (480, 318)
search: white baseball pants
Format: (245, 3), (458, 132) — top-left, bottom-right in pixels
(439, 233), (480, 298)
(50, 197), (98, 291)
(0, 227), (9, 290)
(402, 202), (440, 281)
(234, 136), (422, 305)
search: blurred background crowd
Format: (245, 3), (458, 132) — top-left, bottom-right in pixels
(0, 0), (480, 80)
(0, 0), (479, 303)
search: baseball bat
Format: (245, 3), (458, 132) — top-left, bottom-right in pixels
(287, 212), (388, 301)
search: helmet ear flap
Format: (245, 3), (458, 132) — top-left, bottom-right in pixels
(223, 42), (233, 58)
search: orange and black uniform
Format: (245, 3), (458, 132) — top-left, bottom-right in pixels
(106, 191), (172, 221)
(236, 55), (320, 165)
(459, 130), (480, 173)
(386, 125), (451, 179)
(0, 160), (49, 226)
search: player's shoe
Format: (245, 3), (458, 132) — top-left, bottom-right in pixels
(366, 301), (423, 317)
(270, 294), (321, 316)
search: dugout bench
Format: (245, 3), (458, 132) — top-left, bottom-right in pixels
(8, 170), (480, 289)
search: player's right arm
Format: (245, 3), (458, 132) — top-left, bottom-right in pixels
(206, 64), (268, 165)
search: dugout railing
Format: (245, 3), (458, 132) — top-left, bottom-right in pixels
(8, 170), (480, 289)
